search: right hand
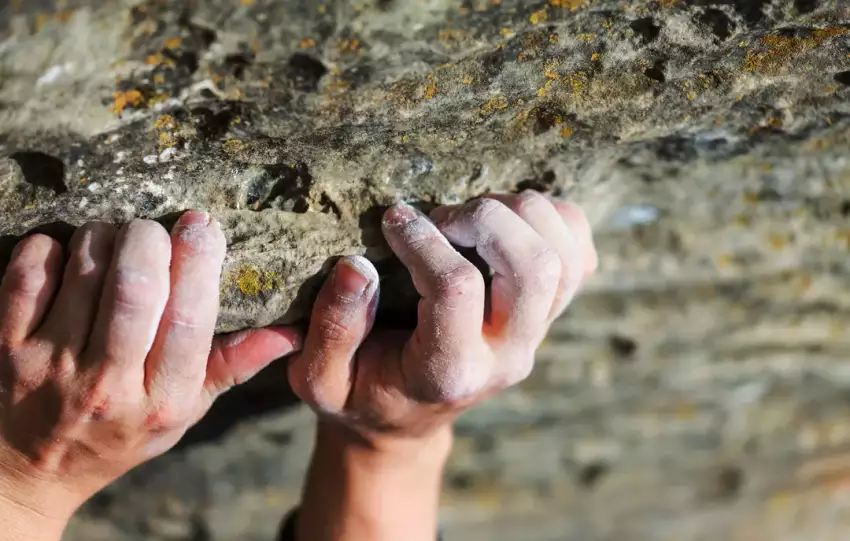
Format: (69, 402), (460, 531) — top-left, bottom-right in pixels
(288, 192), (597, 451)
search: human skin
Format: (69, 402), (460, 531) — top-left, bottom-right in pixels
(0, 192), (596, 541)
(291, 192), (597, 541)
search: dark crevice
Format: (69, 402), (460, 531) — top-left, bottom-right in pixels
(712, 466), (745, 500)
(697, 9), (734, 40)
(609, 334), (638, 360)
(246, 162), (313, 212)
(287, 53), (328, 92)
(516, 169), (556, 193)
(223, 51), (255, 80)
(644, 60), (666, 82)
(9, 151), (67, 194)
(577, 462), (609, 489)
(794, 0), (818, 14)
(630, 18), (661, 44)
(833, 71), (850, 87)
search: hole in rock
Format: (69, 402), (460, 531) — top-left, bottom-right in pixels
(698, 8), (734, 40)
(577, 462), (609, 489)
(833, 71), (850, 86)
(609, 334), (638, 360)
(630, 18), (661, 44)
(644, 60), (666, 82)
(9, 151), (67, 195)
(287, 53), (329, 92)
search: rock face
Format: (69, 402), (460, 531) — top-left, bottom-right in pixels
(3, 0), (850, 540)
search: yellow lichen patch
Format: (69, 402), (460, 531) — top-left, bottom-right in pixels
(158, 131), (178, 149)
(241, 0), (256, 5)
(155, 114), (178, 130)
(111, 90), (146, 115)
(550, 0), (584, 10)
(743, 27), (848, 74)
(338, 38), (361, 54)
(577, 33), (597, 41)
(529, 7), (549, 24)
(657, 0), (678, 6)
(768, 233), (789, 250)
(424, 81), (439, 99)
(462, 75), (475, 85)
(300, 38), (316, 48)
(591, 52), (602, 61)
(480, 95), (509, 115)
(153, 73), (166, 85)
(499, 27), (514, 37)
(564, 71), (589, 94)
(560, 126), (573, 138)
(227, 265), (282, 297)
(223, 139), (246, 154)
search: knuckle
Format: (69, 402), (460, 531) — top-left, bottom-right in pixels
(314, 315), (353, 345)
(111, 268), (167, 310)
(514, 190), (550, 217)
(466, 198), (506, 222)
(144, 404), (190, 432)
(432, 263), (484, 297)
(525, 246), (562, 286)
(4, 237), (59, 296)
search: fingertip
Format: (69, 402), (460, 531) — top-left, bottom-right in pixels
(551, 199), (598, 275)
(382, 202), (418, 228)
(332, 256), (379, 301)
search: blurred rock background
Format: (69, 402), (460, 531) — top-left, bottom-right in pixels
(2, 0), (850, 539)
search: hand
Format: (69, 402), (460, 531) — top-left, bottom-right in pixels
(289, 192), (596, 541)
(0, 212), (300, 539)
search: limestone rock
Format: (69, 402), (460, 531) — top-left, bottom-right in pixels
(3, 0), (850, 540)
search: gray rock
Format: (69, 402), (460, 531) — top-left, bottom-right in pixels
(3, 0), (850, 540)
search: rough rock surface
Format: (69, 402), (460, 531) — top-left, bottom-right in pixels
(2, 0), (850, 540)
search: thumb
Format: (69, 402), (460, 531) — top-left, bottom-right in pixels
(202, 326), (303, 400)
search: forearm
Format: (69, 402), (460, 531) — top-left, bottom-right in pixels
(297, 422), (452, 541)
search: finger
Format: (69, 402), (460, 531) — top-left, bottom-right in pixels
(381, 203), (490, 397)
(430, 198), (561, 344)
(37, 222), (117, 353)
(548, 197), (598, 277)
(0, 235), (64, 345)
(84, 220), (171, 381)
(485, 191), (586, 320)
(287, 256), (378, 412)
(202, 326), (303, 403)
(145, 211), (226, 404)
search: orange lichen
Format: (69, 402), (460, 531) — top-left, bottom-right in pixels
(300, 38), (316, 48)
(155, 114), (178, 130)
(165, 37), (182, 49)
(550, 0), (584, 10)
(743, 27), (847, 74)
(560, 126), (573, 138)
(111, 90), (146, 114)
(424, 82), (439, 99)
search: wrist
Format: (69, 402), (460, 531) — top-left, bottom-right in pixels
(0, 463), (76, 541)
(297, 421), (453, 541)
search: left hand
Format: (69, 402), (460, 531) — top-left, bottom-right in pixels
(0, 212), (301, 538)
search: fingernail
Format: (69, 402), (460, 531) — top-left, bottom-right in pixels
(175, 210), (211, 232)
(335, 256), (378, 298)
(383, 202), (418, 227)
